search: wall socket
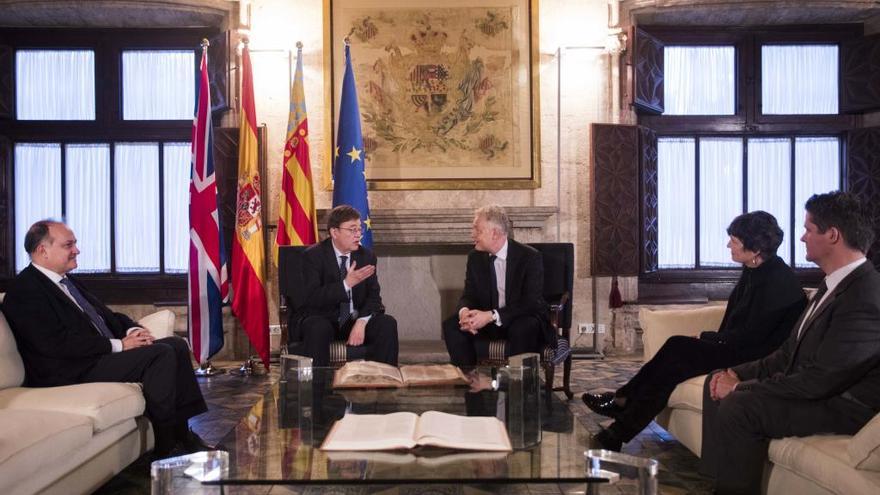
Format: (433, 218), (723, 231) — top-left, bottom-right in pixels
(269, 324), (281, 336)
(577, 323), (606, 334)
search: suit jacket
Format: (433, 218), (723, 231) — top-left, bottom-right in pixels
(733, 261), (880, 412)
(2, 264), (137, 387)
(457, 239), (552, 346)
(288, 238), (384, 341)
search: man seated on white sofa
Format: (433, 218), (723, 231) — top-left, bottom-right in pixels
(703, 191), (880, 495)
(3, 220), (212, 460)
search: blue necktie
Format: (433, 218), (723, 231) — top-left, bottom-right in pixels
(489, 255), (499, 309)
(60, 278), (115, 339)
(338, 256), (351, 326)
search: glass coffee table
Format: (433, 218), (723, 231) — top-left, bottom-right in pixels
(155, 356), (656, 492)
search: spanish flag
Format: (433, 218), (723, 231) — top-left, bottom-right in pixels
(231, 42), (270, 370)
(275, 42), (318, 258)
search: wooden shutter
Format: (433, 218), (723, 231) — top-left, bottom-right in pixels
(847, 127), (880, 267)
(0, 45), (12, 119)
(841, 34), (880, 114)
(196, 31), (231, 115)
(632, 27), (664, 115)
(213, 127), (239, 264)
(591, 124), (640, 276)
(640, 126), (658, 274)
(0, 136), (11, 278)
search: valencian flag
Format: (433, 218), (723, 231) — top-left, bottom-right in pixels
(231, 43), (270, 370)
(276, 42), (318, 257)
(188, 39), (228, 364)
(332, 42), (373, 247)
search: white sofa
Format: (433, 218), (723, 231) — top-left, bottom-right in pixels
(640, 305), (880, 495)
(0, 293), (176, 495)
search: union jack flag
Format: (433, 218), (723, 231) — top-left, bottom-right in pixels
(188, 42), (228, 364)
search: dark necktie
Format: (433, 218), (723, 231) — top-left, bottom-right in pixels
(338, 255), (351, 326)
(488, 254), (499, 309)
(60, 278), (115, 339)
(798, 281), (828, 340)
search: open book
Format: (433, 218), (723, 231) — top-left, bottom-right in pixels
(332, 361), (468, 389)
(320, 411), (512, 452)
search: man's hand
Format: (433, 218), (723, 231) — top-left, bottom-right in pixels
(347, 319), (367, 346)
(710, 368), (740, 401)
(344, 260), (376, 288)
(122, 328), (154, 350)
(458, 309), (494, 334)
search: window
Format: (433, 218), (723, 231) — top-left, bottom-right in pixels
(637, 26), (855, 282)
(1, 29), (221, 301)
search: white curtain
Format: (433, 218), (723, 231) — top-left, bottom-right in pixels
(163, 143), (191, 273)
(664, 46), (735, 115)
(122, 51), (195, 120)
(762, 45), (838, 115)
(794, 137), (841, 267)
(114, 143), (160, 272)
(66, 144), (110, 273)
(700, 138), (743, 267)
(748, 138), (792, 265)
(658, 137), (696, 268)
(16, 50), (95, 120)
(14, 144), (61, 272)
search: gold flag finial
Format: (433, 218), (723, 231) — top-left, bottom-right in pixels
(201, 38), (210, 48)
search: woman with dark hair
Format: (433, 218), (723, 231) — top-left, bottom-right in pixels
(584, 211), (807, 451)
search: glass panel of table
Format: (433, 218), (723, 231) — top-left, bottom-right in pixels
(199, 356), (610, 489)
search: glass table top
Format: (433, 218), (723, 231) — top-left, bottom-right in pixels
(208, 363), (606, 487)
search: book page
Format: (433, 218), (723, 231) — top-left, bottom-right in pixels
(320, 412), (419, 451)
(399, 364), (469, 387)
(332, 361), (404, 388)
(414, 411), (512, 452)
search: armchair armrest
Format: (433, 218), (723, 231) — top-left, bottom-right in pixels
(549, 291), (570, 338)
(137, 309), (176, 340)
(639, 305), (726, 362)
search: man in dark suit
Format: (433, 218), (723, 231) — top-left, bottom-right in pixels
(443, 205), (550, 367)
(2, 220), (211, 459)
(288, 205), (398, 366)
(701, 191), (880, 495)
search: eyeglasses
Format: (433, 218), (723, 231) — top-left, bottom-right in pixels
(336, 226), (363, 235)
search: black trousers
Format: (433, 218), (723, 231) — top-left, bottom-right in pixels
(700, 371), (875, 494)
(81, 336), (207, 428)
(608, 336), (743, 441)
(442, 313), (542, 367)
(299, 313), (398, 366)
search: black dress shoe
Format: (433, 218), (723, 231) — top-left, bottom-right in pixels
(180, 430), (217, 454)
(581, 392), (624, 419)
(588, 428), (623, 452)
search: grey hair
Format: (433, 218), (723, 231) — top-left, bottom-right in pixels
(475, 205), (510, 236)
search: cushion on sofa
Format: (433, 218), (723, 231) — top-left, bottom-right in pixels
(639, 305), (727, 361)
(0, 309), (25, 391)
(770, 434), (880, 494)
(848, 412), (880, 471)
(0, 409), (93, 494)
(0, 382), (145, 433)
(666, 374), (706, 413)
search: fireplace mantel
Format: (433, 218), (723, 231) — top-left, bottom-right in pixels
(317, 207), (558, 245)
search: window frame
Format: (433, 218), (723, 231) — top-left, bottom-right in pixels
(635, 24), (861, 301)
(0, 28), (220, 304)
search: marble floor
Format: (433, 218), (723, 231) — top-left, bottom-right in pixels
(94, 350), (714, 494)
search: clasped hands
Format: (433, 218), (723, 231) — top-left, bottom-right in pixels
(121, 327), (154, 350)
(709, 368), (740, 401)
(457, 307), (495, 335)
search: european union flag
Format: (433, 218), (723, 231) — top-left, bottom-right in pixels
(332, 43), (373, 248)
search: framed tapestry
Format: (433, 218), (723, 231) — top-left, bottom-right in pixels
(324, 0), (540, 190)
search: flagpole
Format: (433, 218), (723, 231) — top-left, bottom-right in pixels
(192, 38), (224, 377)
